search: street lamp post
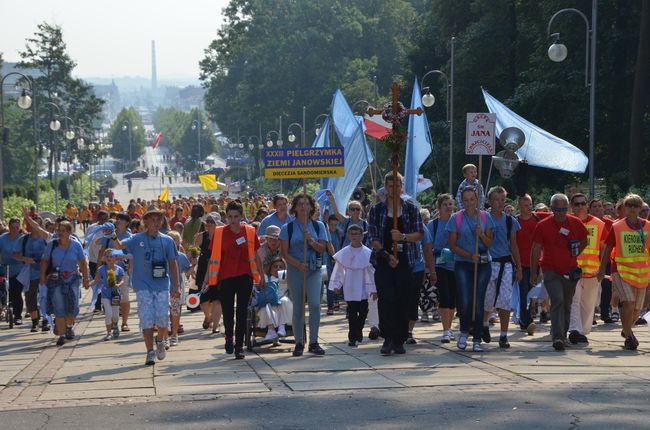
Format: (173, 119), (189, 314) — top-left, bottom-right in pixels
(421, 36), (455, 194)
(121, 119), (136, 171)
(41, 101), (63, 214)
(286, 106), (306, 148)
(191, 119), (206, 164)
(266, 130), (283, 192)
(547, 1), (597, 198)
(0, 73), (35, 219)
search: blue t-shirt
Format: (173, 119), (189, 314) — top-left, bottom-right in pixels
(13, 234), (47, 280)
(279, 219), (328, 267)
(489, 212), (521, 259)
(176, 252), (191, 281)
(0, 233), (24, 277)
(325, 227), (344, 271)
(413, 227), (433, 272)
(43, 240), (86, 273)
(428, 218), (454, 271)
(446, 211), (495, 263)
(123, 232), (178, 292)
(97, 265), (125, 296)
(258, 212), (294, 237)
(104, 231), (132, 270)
(338, 217), (369, 248)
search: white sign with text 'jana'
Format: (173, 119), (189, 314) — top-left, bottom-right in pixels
(465, 113), (496, 155)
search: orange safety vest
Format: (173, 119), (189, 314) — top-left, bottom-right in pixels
(612, 218), (650, 288)
(206, 224), (260, 286)
(576, 216), (605, 276)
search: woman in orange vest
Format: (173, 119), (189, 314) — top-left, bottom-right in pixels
(598, 193), (650, 351)
(205, 200), (265, 359)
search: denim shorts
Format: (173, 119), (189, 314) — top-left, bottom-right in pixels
(136, 289), (170, 330)
(49, 277), (81, 317)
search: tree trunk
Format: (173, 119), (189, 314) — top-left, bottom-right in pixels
(629, 0), (650, 184)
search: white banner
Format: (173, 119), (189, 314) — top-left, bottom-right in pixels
(466, 113), (496, 155)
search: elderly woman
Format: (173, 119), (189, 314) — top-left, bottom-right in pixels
(194, 212), (223, 332)
(39, 221), (90, 346)
(447, 187), (494, 352)
(279, 193), (328, 356)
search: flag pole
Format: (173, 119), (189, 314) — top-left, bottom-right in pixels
(472, 155), (483, 326)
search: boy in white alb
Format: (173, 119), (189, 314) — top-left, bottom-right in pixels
(328, 224), (377, 346)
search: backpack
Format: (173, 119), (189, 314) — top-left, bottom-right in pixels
(287, 219), (322, 244)
(454, 210), (488, 238)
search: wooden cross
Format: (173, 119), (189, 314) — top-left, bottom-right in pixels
(367, 82), (423, 257)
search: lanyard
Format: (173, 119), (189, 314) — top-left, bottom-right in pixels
(145, 234), (162, 261)
(625, 218), (646, 249)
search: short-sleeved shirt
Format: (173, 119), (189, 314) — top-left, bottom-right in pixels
(446, 211), (495, 263)
(218, 226), (261, 282)
(97, 265), (125, 296)
(14, 234), (47, 280)
(123, 232), (178, 292)
(604, 218), (647, 274)
(258, 212), (294, 237)
(413, 227), (433, 272)
(489, 212), (521, 259)
(532, 215), (589, 274)
(0, 233), (24, 277)
(104, 231), (132, 270)
(279, 219), (328, 265)
(516, 213), (551, 267)
(43, 240), (86, 273)
(428, 218), (454, 271)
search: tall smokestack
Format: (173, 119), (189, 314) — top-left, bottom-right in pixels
(151, 40), (157, 91)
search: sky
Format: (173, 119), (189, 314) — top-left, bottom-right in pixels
(0, 0), (230, 81)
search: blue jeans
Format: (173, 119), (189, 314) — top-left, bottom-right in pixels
(287, 265), (322, 345)
(454, 261), (491, 342)
(518, 267), (533, 328)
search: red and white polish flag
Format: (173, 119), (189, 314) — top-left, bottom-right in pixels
(363, 114), (392, 139)
(151, 133), (163, 149)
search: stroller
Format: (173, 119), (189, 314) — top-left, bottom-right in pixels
(0, 266), (14, 329)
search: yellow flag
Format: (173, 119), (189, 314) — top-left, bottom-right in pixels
(159, 186), (169, 202)
(199, 174), (218, 191)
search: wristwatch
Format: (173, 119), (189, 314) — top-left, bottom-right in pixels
(401, 233), (407, 241)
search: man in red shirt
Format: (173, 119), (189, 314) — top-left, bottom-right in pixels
(516, 194), (551, 332)
(531, 193), (588, 351)
(169, 207), (186, 229)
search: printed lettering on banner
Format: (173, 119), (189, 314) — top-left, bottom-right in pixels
(466, 113), (496, 155)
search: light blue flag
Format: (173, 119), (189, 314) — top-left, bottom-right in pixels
(315, 189), (332, 222)
(328, 89), (374, 212)
(404, 77), (433, 198)
(312, 115), (332, 190)
(482, 88), (588, 173)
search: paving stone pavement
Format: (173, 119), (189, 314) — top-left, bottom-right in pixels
(1, 289), (649, 413)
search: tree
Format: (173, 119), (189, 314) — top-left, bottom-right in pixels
(108, 108), (145, 166)
(629, 0), (650, 184)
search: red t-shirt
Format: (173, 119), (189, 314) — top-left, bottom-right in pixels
(532, 214), (589, 274)
(517, 212), (552, 267)
(604, 218), (646, 274)
(170, 216), (186, 227)
(218, 226), (261, 282)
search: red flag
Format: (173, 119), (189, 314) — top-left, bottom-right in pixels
(151, 133), (163, 149)
(363, 114), (391, 139)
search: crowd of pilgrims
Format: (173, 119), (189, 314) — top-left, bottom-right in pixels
(1, 163), (649, 365)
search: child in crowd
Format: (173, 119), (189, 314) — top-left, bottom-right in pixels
(455, 164), (486, 210)
(89, 249), (124, 341)
(328, 224), (377, 346)
(258, 257), (293, 343)
(167, 231), (193, 347)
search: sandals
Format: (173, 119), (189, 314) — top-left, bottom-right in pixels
(121, 324), (130, 332)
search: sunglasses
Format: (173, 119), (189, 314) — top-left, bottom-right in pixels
(349, 208), (361, 212)
(552, 207), (568, 213)
(572, 201), (587, 206)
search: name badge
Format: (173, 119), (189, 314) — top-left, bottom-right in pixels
(559, 227), (570, 236)
(236, 236), (246, 246)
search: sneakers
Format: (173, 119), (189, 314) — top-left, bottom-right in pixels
(539, 311), (550, 324)
(457, 334), (468, 350)
(348, 340), (357, 347)
(472, 341), (484, 352)
(380, 339), (392, 355)
(30, 321), (38, 333)
(482, 326), (491, 343)
(308, 343), (325, 355)
(56, 336), (65, 346)
(277, 325), (287, 337)
(112, 326), (120, 339)
(41, 319), (50, 332)
(292, 343), (304, 357)
(420, 313), (429, 323)
(432, 309), (441, 322)
(488, 313), (497, 325)
(103, 332), (113, 341)
(526, 322), (537, 336)
(392, 342), (406, 354)
(326, 309), (334, 316)
(368, 326), (380, 340)
(65, 326), (75, 340)
(499, 335), (510, 349)
(624, 336), (638, 351)
(405, 334), (417, 345)
(170, 335), (179, 347)
(145, 350), (156, 366)
(553, 339), (565, 351)
(234, 346), (245, 359)
(441, 331), (452, 343)
(163, 338), (170, 350)
(155, 340), (167, 360)
(263, 330), (279, 343)
(611, 311), (620, 323)
(14, 317), (23, 326)
(568, 330), (589, 345)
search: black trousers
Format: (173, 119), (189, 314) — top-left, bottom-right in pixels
(347, 300), (368, 341)
(375, 257), (411, 345)
(600, 276), (612, 320)
(219, 274), (253, 347)
(9, 276), (23, 319)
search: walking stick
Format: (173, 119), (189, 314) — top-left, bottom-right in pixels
(472, 155), (483, 326)
(302, 181), (308, 345)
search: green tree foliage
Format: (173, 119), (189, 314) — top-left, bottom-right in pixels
(152, 107), (217, 165)
(108, 108), (145, 164)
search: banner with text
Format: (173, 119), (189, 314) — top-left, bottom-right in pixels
(264, 147), (345, 179)
(466, 113), (496, 155)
